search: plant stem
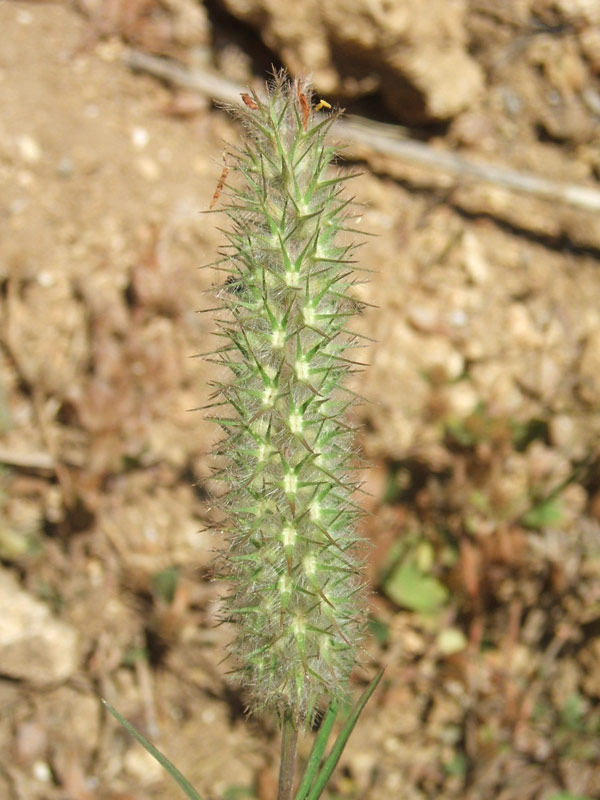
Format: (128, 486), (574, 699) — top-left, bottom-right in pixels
(278, 710), (298, 800)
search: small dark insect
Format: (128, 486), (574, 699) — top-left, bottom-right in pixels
(210, 164), (229, 210)
(297, 83), (310, 131)
(241, 93), (259, 110)
(224, 274), (244, 295)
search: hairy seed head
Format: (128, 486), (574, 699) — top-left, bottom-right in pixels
(209, 71), (367, 724)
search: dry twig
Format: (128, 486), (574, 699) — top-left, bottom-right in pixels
(0, 447), (55, 472)
(124, 48), (600, 215)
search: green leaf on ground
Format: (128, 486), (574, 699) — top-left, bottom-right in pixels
(382, 559), (448, 614)
(367, 615), (390, 647)
(522, 497), (563, 529)
(547, 794), (593, 800)
(152, 566), (179, 603)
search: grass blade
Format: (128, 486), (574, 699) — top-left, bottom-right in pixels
(103, 699), (204, 800)
(294, 700), (339, 800)
(305, 670), (384, 800)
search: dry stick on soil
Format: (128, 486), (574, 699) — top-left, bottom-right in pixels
(0, 447), (56, 472)
(124, 48), (600, 215)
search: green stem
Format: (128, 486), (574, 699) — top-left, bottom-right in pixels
(278, 711), (298, 800)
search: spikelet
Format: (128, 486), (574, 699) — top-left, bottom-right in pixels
(207, 72), (367, 724)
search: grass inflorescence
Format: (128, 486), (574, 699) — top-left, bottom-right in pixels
(207, 72), (368, 724)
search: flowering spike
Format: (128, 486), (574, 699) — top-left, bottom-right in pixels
(210, 71), (366, 724)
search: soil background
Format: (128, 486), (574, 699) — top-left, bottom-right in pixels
(1, 2), (600, 799)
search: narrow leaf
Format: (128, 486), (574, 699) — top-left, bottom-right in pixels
(305, 670), (384, 800)
(294, 701), (339, 800)
(103, 700), (204, 800)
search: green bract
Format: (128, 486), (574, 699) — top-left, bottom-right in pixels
(209, 73), (366, 724)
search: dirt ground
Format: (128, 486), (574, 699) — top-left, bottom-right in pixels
(1, 1), (600, 799)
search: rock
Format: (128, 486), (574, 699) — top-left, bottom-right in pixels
(580, 26), (600, 72)
(548, 0), (600, 25)
(16, 134), (42, 164)
(549, 415), (576, 450)
(219, 0), (483, 122)
(578, 328), (600, 404)
(519, 352), (563, 400)
(441, 382), (479, 419)
(421, 338), (464, 383)
(380, 43), (484, 123)
(507, 303), (542, 348)
(407, 303), (440, 333)
(221, 0), (339, 91)
(0, 568), (78, 685)
(461, 231), (489, 285)
(124, 746), (165, 785)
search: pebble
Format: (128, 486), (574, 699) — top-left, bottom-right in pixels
(507, 303), (542, 347)
(448, 309), (468, 327)
(462, 231), (489, 284)
(16, 8), (34, 25)
(131, 126), (150, 149)
(136, 156), (161, 181)
(32, 761), (52, 782)
(57, 156), (74, 178)
(124, 747), (164, 784)
(442, 382), (479, 418)
(0, 568), (79, 685)
(37, 270), (55, 287)
(437, 627), (468, 655)
(17, 169), (34, 187)
(407, 304), (439, 333)
(549, 415), (576, 451)
(422, 340), (465, 382)
(501, 86), (522, 117)
(580, 27), (600, 72)
(582, 86), (600, 117)
(555, 0), (600, 25)
(95, 37), (122, 63)
(8, 197), (28, 216)
(17, 135), (42, 164)
(577, 329), (600, 404)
